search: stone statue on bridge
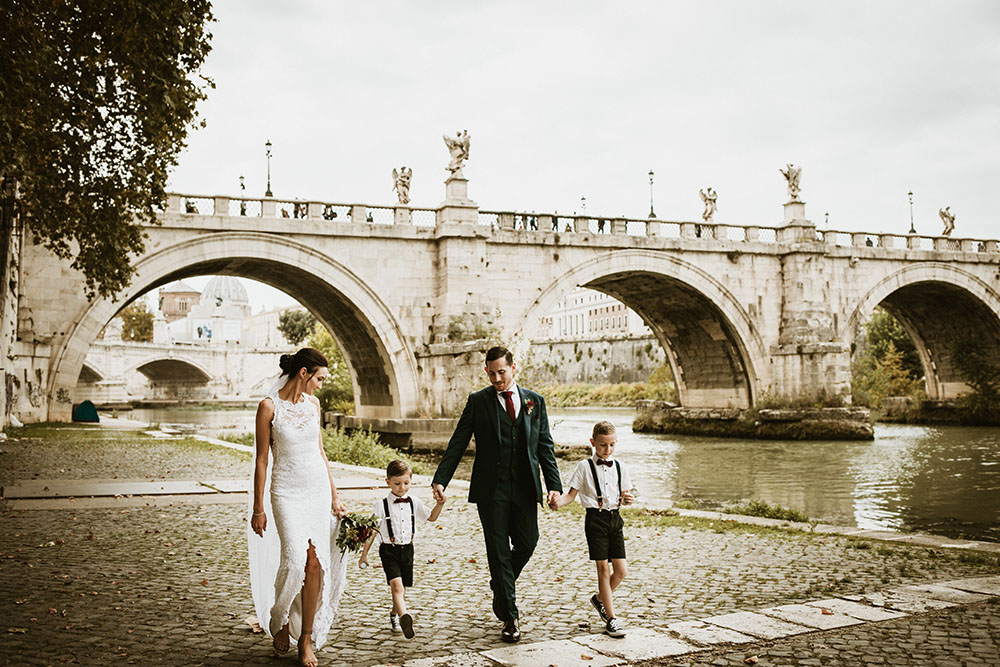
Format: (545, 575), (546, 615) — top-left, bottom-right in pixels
(939, 206), (955, 236)
(780, 163), (802, 202)
(393, 166), (412, 205)
(443, 130), (470, 179)
(699, 187), (718, 222)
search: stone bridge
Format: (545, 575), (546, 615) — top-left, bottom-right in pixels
(75, 337), (290, 406)
(11, 175), (1000, 423)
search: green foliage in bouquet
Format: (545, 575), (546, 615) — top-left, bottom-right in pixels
(336, 512), (380, 552)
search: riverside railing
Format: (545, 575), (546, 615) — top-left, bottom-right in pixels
(165, 194), (999, 253)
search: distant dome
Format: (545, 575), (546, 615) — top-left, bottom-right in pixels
(201, 276), (249, 307)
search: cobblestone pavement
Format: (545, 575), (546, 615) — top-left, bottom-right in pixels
(639, 600), (1000, 666)
(1, 429), (998, 666)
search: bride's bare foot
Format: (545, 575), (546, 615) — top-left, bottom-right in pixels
(272, 624), (290, 655)
(298, 631), (318, 667)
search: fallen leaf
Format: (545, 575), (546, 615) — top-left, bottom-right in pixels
(426, 558), (436, 564)
(578, 621), (590, 629)
(820, 608), (834, 615)
(744, 657), (759, 665)
(553, 576), (563, 582)
(7, 628), (27, 634)
(467, 558), (476, 564)
(200, 579), (208, 586)
(14, 599), (26, 605)
(581, 654), (593, 660)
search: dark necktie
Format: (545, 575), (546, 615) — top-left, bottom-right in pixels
(596, 459), (613, 467)
(501, 391), (516, 422)
(394, 497), (411, 504)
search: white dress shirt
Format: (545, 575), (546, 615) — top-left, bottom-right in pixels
(495, 382), (522, 420)
(566, 456), (633, 510)
(373, 493), (431, 545)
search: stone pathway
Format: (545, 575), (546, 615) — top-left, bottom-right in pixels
(1, 427), (998, 666)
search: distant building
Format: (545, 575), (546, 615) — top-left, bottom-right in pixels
(540, 287), (650, 339)
(164, 276), (252, 343)
(158, 280), (201, 323)
(243, 305), (304, 348)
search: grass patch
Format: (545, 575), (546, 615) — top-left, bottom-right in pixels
(219, 432), (255, 447)
(724, 498), (811, 523)
(540, 381), (674, 408)
(322, 427), (427, 475)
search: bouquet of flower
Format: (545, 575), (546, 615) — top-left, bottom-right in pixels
(336, 512), (380, 552)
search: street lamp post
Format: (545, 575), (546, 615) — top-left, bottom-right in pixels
(265, 141), (273, 198)
(908, 190), (915, 234)
(648, 170), (655, 219)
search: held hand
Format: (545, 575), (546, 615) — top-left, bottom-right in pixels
(331, 498), (347, 518)
(251, 512), (267, 537)
(359, 554), (369, 569)
(622, 489), (636, 506)
(547, 490), (561, 510)
(432, 483), (446, 504)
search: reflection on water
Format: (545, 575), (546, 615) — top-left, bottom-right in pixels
(115, 405), (1000, 542)
(548, 408), (1000, 543)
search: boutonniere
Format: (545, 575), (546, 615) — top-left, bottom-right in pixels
(525, 399), (535, 415)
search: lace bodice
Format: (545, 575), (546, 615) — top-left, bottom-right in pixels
(268, 393), (323, 489)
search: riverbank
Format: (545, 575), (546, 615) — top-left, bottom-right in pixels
(1, 423), (998, 666)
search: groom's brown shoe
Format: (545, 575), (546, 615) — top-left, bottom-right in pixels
(501, 619), (520, 643)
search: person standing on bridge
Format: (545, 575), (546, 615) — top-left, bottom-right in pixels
(432, 346), (563, 643)
(248, 348), (348, 667)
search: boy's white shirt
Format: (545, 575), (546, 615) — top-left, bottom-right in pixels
(373, 493), (432, 545)
(566, 456), (632, 510)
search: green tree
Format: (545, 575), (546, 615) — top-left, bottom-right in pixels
(950, 338), (1000, 424)
(863, 308), (922, 380)
(278, 309), (318, 345)
(307, 324), (354, 415)
(119, 300), (153, 342)
(854, 341), (923, 409)
(1, 1), (215, 299)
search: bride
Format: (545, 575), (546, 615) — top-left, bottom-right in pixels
(249, 347), (347, 666)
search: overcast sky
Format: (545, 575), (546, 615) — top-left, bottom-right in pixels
(165, 0), (1000, 310)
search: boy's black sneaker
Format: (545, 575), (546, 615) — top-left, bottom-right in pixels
(399, 613), (414, 639)
(590, 594), (609, 622)
(605, 617), (626, 637)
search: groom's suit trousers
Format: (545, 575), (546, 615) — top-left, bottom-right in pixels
(477, 486), (538, 621)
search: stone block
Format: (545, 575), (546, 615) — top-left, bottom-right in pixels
(804, 598), (906, 622)
(666, 619), (755, 645)
(759, 603), (864, 630)
(702, 611), (812, 639)
(483, 639), (622, 666)
(403, 653), (497, 667)
(895, 583), (992, 604)
(841, 590), (956, 613)
(572, 627), (702, 660)
(934, 576), (1000, 596)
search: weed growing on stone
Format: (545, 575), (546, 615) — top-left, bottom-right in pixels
(724, 498), (811, 523)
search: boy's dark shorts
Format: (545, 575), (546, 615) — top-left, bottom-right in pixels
(585, 508), (626, 561)
(379, 542), (414, 587)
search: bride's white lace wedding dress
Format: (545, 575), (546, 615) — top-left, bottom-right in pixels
(248, 390), (347, 649)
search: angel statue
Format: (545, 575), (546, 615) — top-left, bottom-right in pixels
(779, 163), (802, 202)
(393, 166), (412, 205)
(939, 206), (956, 236)
(699, 187), (718, 222)
(443, 129), (471, 178)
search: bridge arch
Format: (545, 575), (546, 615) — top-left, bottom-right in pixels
(515, 250), (768, 409)
(77, 362), (104, 384)
(49, 232), (419, 420)
(126, 356), (214, 383)
(843, 263), (1000, 400)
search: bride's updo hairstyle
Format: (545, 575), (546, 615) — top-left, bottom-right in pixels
(278, 347), (329, 378)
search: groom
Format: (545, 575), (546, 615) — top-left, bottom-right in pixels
(432, 346), (562, 643)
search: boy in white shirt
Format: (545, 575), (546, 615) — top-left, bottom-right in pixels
(360, 460), (444, 638)
(554, 421), (634, 637)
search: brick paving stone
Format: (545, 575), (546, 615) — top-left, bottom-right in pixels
(636, 601), (1000, 666)
(843, 589), (958, 613)
(701, 612), (812, 640)
(483, 639), (623, 666)
(801, 598), (905, 622)
(665, 620), (755, 645)
(758, 603), (863, 630)
(573, 627), (702, 660)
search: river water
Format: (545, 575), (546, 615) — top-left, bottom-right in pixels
(122, 405), (1000, 543)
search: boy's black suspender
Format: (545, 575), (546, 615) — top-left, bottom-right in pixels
(382, 497), (415, 544)
(587, 459), (622, 509)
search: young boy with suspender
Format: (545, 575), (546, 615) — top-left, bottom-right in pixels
(554, 421), (635, 637)
(360, 460), (445, 638)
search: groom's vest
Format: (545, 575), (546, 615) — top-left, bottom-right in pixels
(496, 398), (532, 490)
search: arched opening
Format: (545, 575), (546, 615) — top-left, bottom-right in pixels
(133, 358), (213, 401)
(77, 363), (103, 384)
(517, 251), (766, 409)
(50, 233), (418, 421)
(846, 266), (1000, 407)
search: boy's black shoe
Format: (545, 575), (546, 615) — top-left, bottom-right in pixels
(389, 613), (402, 633)
(605, 617), (626, 637)
(501, 618), (520, 643)
(399, 613), (414, 639)
(590, 594), (609, 622)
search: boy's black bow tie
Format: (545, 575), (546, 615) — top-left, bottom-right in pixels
(394, 497), (412, 504)
(596, 459), (613, 467)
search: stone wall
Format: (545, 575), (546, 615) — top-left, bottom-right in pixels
(525, 335), (666, 385)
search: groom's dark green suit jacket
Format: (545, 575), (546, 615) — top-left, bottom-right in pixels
(433, 385), (562, 504)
